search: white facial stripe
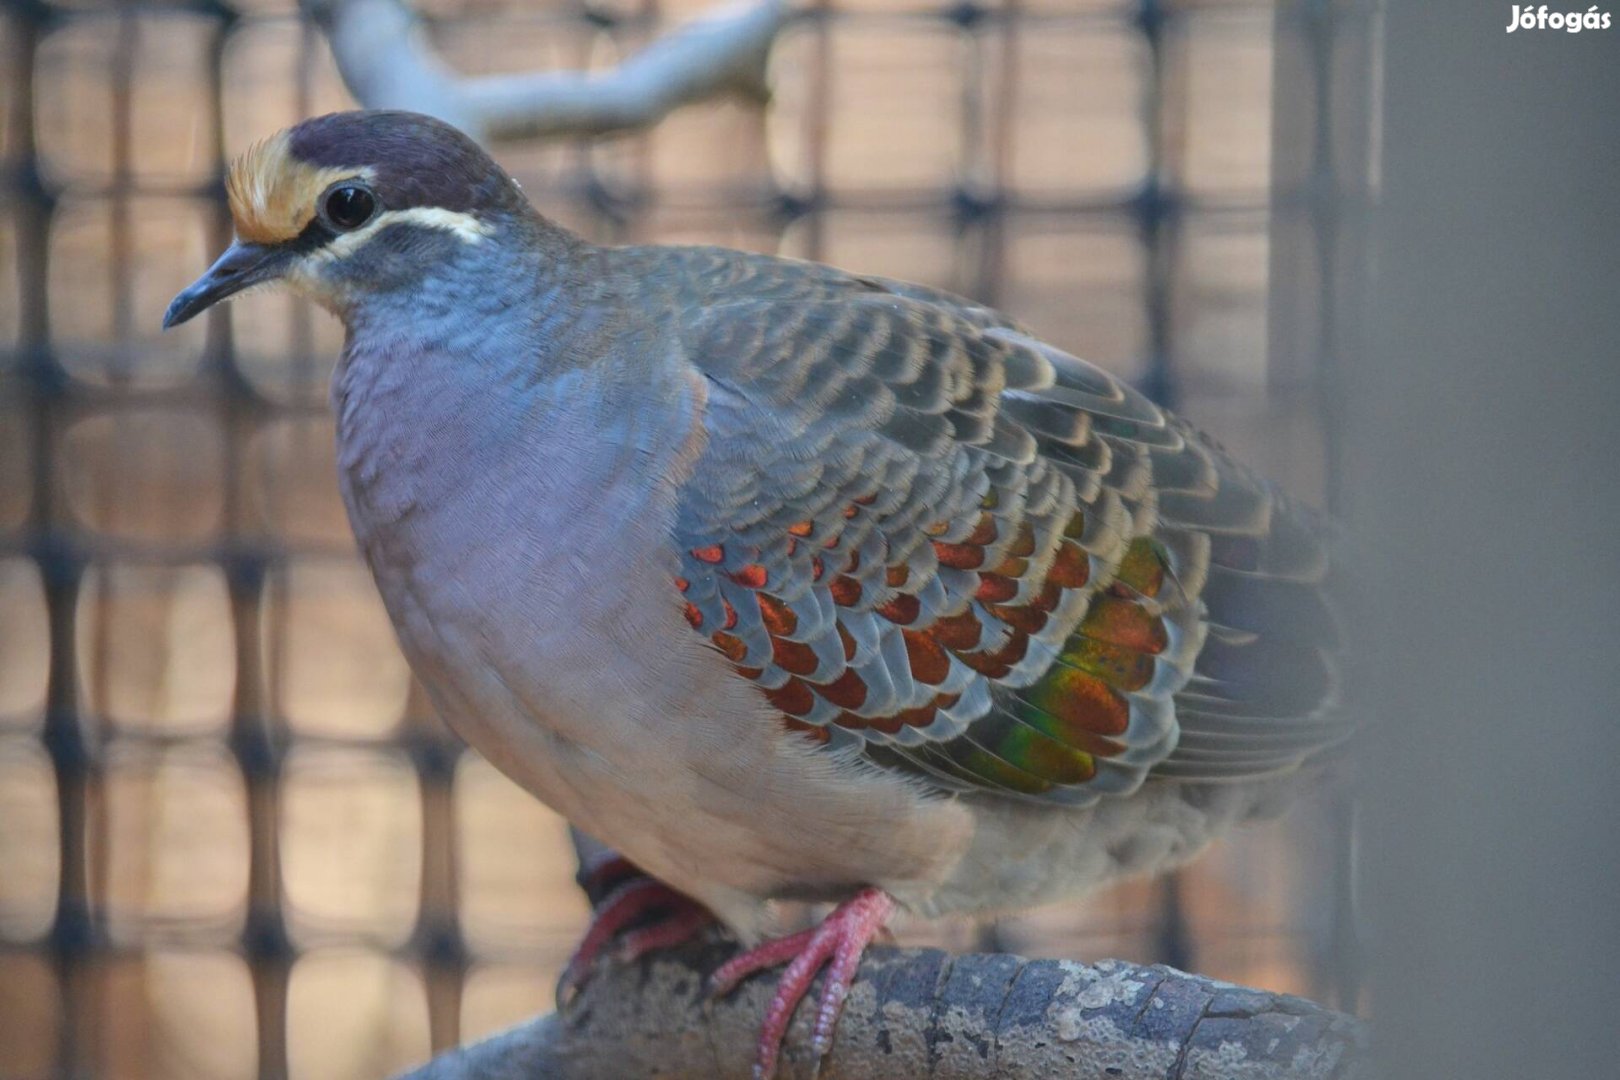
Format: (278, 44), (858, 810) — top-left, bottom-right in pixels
(310, 206), (495, 261)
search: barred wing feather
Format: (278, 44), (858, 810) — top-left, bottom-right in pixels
(653, 247), (1347, 807)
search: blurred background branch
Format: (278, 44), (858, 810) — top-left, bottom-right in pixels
(403, 942), (1368, 1080)
(302, 0), (791, 143)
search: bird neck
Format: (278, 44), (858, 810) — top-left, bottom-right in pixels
(329, 220), (699, 524)
(337, 214), (607, 362)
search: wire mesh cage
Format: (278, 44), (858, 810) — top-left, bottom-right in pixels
(0, 0), (1368, 1075)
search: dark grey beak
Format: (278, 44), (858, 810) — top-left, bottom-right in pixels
(163, 242), (291, 329)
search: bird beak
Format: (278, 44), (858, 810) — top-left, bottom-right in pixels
(163, 241), (292, 329)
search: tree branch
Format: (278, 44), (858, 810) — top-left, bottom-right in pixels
(401, 939), (1368, 1079)
(301, 0), (791, 143)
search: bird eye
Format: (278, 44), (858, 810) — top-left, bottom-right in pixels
(321, 184), (377, 231)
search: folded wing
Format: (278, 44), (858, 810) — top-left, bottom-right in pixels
(653, 247), (1347, 807)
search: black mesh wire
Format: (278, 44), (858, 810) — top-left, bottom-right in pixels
(0, 0), (1363, 1075)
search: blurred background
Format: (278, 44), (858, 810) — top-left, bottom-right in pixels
(0, 0), (1370, 1076)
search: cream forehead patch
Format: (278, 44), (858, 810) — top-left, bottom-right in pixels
(226, 131), (374, 245)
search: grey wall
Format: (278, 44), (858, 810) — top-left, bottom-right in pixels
(1347, 3), (1620, 1076)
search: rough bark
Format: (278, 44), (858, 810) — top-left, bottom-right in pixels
(401, 939), (1368, 1079)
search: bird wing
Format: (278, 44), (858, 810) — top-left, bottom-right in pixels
(656, 247), (1347, 807)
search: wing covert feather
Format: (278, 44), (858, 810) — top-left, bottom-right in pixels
(647, 246), (1347, 807)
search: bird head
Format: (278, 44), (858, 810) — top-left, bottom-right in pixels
(164, 110), (536, 329)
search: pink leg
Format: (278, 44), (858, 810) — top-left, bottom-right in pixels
(558, 861), (715, 1002)
(707, 926), (819, 997)
(614, 900), (715, 961)
(709, 888), (895, 1080)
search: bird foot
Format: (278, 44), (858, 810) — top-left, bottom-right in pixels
(708, 887), (895, 1080)
(558, 857), (715, 1004)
